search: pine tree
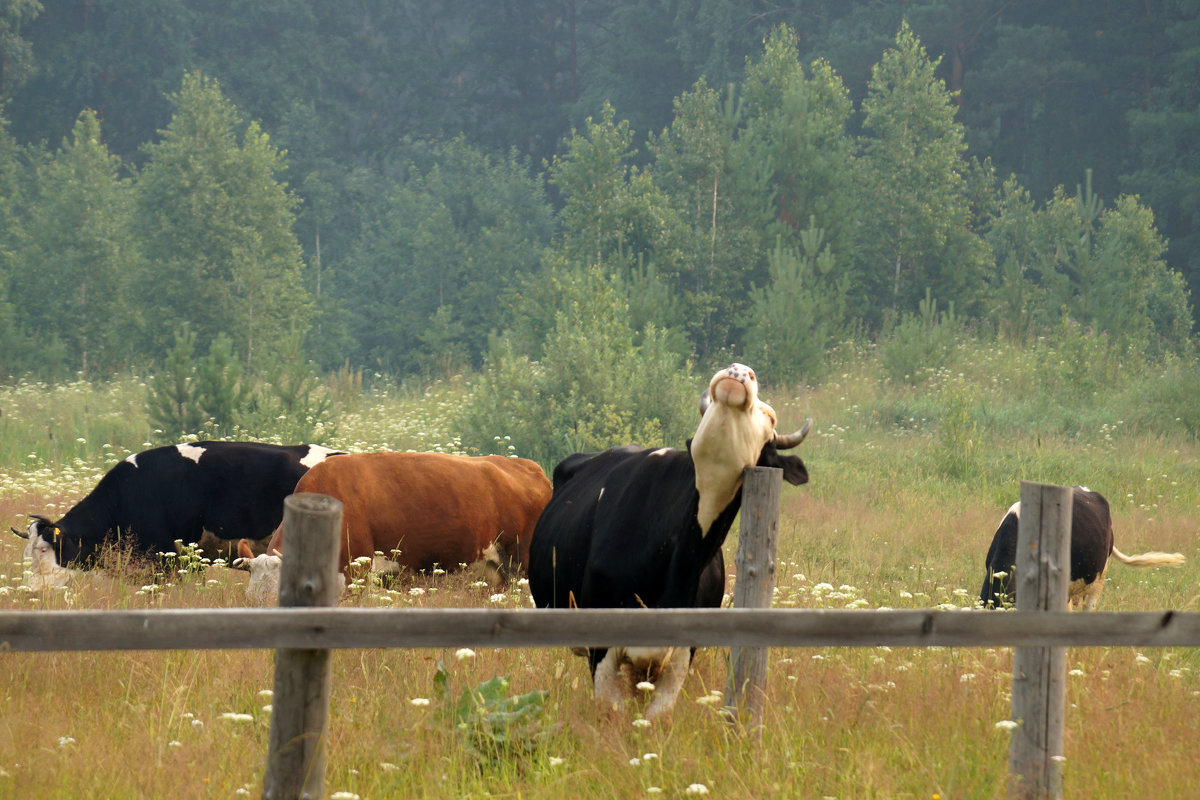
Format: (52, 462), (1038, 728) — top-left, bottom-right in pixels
(135, 71), (310, 368)
(856, 21), (988, 321)
(12, 110), (141, 375)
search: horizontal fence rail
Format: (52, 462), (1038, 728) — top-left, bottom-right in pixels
(3, 607), (1199, 652)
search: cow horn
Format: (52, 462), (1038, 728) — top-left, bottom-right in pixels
(773, 417), (812, 449)
(11, 527), (29, 539)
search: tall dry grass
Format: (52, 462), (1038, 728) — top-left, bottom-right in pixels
(3, 343), (1200, 798)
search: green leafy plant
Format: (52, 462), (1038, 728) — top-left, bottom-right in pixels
(435, 662), (555, 764)
(879, 288), (964, 385)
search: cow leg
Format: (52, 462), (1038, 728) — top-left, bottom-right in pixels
(645, 647), (691, 721)
(1082, 562), (1109, 611)
(593, 649), (628, 710)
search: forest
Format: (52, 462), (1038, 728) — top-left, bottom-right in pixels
(0, 1), (1198, 458)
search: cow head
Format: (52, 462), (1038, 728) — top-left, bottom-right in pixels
(692, 363), (811, 535)
(234, 538), (281, 605)
(12, 516), (77, 590)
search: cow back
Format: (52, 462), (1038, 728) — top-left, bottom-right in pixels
(530, 446), (721, 612)
(290, 452), (550, 573)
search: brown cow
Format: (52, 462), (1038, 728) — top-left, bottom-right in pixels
(235, 452), (551, 603)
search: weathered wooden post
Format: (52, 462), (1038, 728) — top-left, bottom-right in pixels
(723, 466), (782, 730)
(263, 493), (343, 800)
(1008, 481), (1072, 800)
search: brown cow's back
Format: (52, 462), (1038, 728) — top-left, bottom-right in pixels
(276, 452), (550, 576)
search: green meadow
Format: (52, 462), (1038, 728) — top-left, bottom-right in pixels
(2, 338), (1198, 798)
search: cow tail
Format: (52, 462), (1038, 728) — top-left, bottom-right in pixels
(1111, 546), (1186, 568)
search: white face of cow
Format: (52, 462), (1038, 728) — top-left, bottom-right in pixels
(239, 552), (282, 605)
(21, 521), (75, 591)
(690, 363), (780, 535)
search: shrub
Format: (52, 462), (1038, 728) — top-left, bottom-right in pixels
(878, 289), (965, 384)
(456, 270), (698, 470)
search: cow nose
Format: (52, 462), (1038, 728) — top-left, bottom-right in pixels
(725, 363), (755, 384)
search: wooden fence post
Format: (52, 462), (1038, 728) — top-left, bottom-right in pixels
(1008, 481), (1072, 800)
(724, 466), (782, 730)
(263, 493), (343, 800)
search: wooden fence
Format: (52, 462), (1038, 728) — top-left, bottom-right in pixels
(3, 479), (1199, 800)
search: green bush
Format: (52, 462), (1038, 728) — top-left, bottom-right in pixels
(455, 269), (698, 470)
(878, 289), (964, 385)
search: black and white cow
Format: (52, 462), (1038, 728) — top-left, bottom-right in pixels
(980, 485), (1185, 610)
(11, 441), (343, 588)
(528, 363), (811, 720)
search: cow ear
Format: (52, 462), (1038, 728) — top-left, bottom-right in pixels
(776, 455), (809, 486)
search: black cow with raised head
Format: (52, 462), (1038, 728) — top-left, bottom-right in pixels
(980, 485), (1185, 610)
(528, 363), (811, 720)
(12, 441), (343, 588)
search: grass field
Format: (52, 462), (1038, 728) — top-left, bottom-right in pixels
(2, 343), (1199, 798)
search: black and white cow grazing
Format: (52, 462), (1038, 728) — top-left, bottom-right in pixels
(11, 441), (343, 587)
(528, 363), (811, 720)
(980, 485), (1186, 610)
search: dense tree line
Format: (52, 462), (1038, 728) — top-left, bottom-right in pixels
(0, 3), (1195, 392)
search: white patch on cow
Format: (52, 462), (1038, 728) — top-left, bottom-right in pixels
(300, 445), (340, 469)
(1007, 501), (1021, 518)
(649, 448), (672, 457)
(176, 443), (206, 464)
(592, 646), (691, 720)
(593, 650), (626, 709)
(22, 528), (76, 591)
(125, 453), (139, 467)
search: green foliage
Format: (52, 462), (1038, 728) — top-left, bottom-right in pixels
(436, 663), (554, 764)
(0, 0), (42, 101)
(855, 21), (988, 320)
(1119, 358), (1200, 439)
(135, 71), (310, 368)
(193, 333), (250, 437)
(146, 322), (332, 443)
(992, 169), (1195, 357)
(8, 110), (141, 375)
(146, 324), (205, 439)
(930, 376), (979, 480)
(341, 137), (552, 375)
(878, 289), (965, 385)
(1034, 316), (1127, 403)
(0, 111), (29, 377)
(739, 26), (857, 257)
(458, 267), (696, 470)
(243, 327), (335, 444)
(744, 222), (852, 382)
